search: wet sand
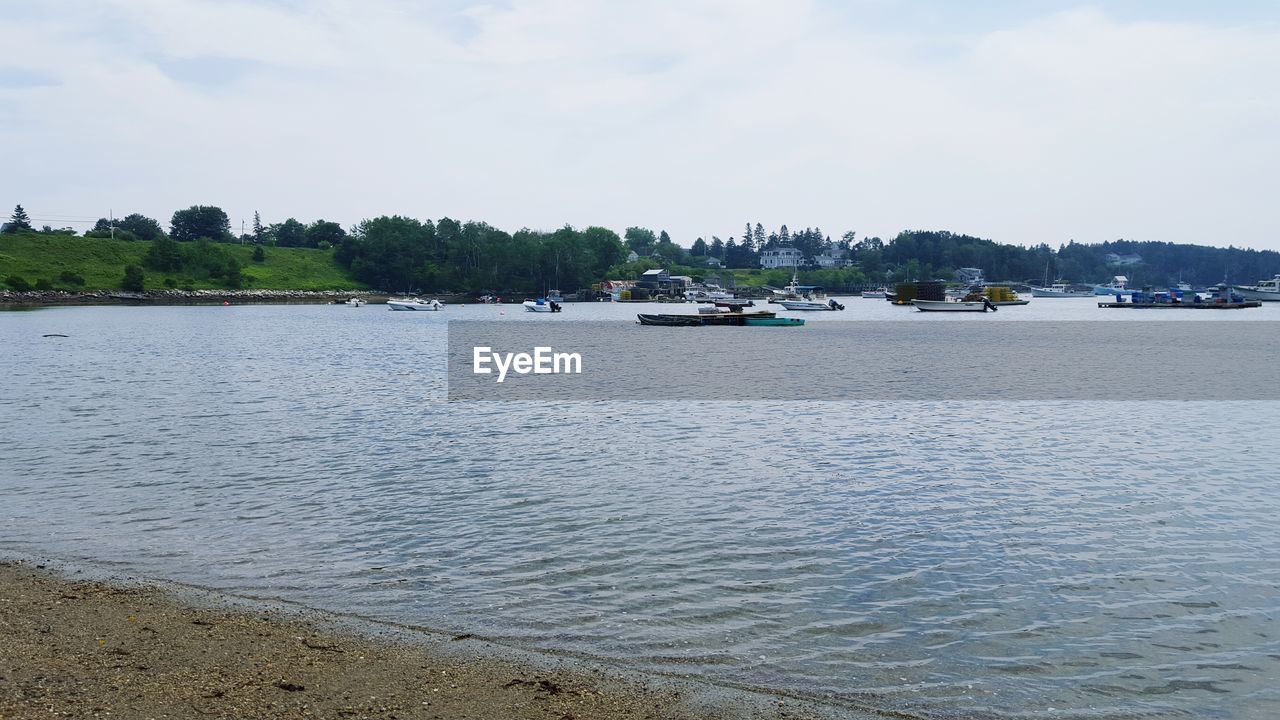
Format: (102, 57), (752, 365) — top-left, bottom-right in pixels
(0, 561), (861, 720)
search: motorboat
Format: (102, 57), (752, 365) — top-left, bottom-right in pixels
(861, 288), (887, 299)
(523, 298), (562, 312)
(912, 298), (997, 312)
(1093, 276), (1133, 296)
(343, 297), (366, 307)
(777, 298), (845, 311)
(1232, 274), (1280, 301)
(1030, 283), (1087, 298)
(387, 297), (443, 311)
(637, 310), (777, 326)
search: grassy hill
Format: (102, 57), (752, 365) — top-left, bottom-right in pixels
(0, 234), (364, 291)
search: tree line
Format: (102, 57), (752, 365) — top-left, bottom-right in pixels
(6, 203), (1279, 292)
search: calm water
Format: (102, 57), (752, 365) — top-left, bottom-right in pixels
(2, 301), (1278, 719)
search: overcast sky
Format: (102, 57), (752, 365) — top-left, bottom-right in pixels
(3, 0), (1278, 250)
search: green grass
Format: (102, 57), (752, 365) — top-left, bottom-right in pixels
(0, 233), (365, 291)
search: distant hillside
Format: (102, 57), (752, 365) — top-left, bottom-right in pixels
(866, 232), (1280, 286)
(0, 234), (363, 291)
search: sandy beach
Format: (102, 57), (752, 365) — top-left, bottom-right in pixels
(0, 561), (856, 720)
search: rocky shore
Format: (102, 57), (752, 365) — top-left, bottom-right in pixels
(0, 561), (852, 720)
(0, 289), (386, 307)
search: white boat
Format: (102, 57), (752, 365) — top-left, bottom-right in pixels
(862, 288), (887, 299)
(1232, 274), (1280, 301)
(684, 286), (737, 302)
(547, 289), (564, 302)
(522, 298), (562, 313)
(772, 268), (843, 309)
(912, 298), (996, 312)
(387, 297), (443, 311)
(1030, 283), (1087, 298)
(1093, 275), (1133, 296)
(778, 298), (845, 311)
(344, 297), (365, 307)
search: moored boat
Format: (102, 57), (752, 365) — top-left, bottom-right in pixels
(1030, 283), (1087, 298)
(1232, 274), (1280, 301)
(778, 298), (845, 311)
(861, 288), (887, 299)
(912, 298), (997, 312)
(523, 298), (562, 312)
(637, 310), (778, 326)
(387, 297), (443, 311)
(1093, 276), (1133, 296)
(743, 317), (804, 326)
(343, 297), (366, 307)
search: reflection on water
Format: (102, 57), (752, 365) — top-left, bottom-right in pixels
(2, 304), (1278, 719)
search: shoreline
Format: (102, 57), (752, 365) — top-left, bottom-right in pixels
(0, 289), (386, 308)
(0, 560), (880, 720)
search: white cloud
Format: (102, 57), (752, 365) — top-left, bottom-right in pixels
(1, 1), (1277, 248)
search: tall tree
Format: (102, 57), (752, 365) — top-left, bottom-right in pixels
(252, 211), (265, 244)
(170, 205), (232, 242)
(624, 227), (657, 254)
(5, 204), (32, 233)
(753, 223), (766, 249)
(691, 238), (708, 256)
(271, 218), (308, 247)
(306, 219), (346, 248)
(709, 236), (725, 259)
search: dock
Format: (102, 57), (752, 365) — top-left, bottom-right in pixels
(1097, 300), (1262, 309)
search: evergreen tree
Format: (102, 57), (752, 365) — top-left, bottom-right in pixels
(753, 223), (766, 249)
(779, 224), (791, 245)
(6, 204), (32, 233)
(252, 211), (264, 244)
(121, 264), (145, 291)
(710, 237), (725, 259)
(691, 238), (707, 256)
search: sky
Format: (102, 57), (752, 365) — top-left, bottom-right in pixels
(2, 0), (1279, 250)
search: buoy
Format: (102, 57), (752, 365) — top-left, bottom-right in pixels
(223, 301), (230, 306)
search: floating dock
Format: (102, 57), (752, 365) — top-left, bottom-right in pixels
(1097, 300), (1262, 309)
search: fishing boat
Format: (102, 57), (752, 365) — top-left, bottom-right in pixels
(912, 298), (997, 312)
(1093, 276), (1133, 296)
(778, 298), (845, 311)
(1024, 281), (1085, 295)
(1232, 274), (1280, 301)
(387, 297), (443, 311)
(861, 288), (887, 299)
(637, 310), (777, 326)
(523, 298), (562, 312)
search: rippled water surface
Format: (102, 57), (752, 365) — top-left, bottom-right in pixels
(2, 303), (1279, 719)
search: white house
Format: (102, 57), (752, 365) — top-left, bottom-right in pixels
(704, 257), (723, 268)
(813, 252), (848, 268)
(760, 247), (803, 269)
(626, 250), (640, 263)
(955, 267), (985, 285)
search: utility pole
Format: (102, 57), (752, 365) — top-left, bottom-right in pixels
(241, 219), (245, 243)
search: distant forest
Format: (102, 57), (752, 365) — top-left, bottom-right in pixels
(5, 203), (1278, 293)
